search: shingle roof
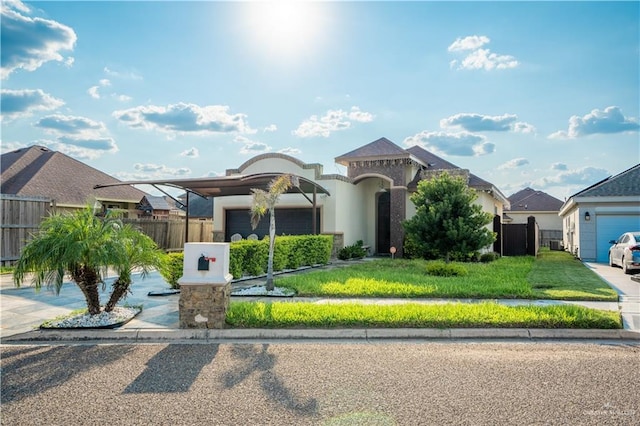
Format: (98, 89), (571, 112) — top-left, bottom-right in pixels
(405, 145), (498, 192)
(572, 164), (640, 197)
(1, 145), (146, 206)
(335, 137), (409, 165)
(507, 187), (563, 212)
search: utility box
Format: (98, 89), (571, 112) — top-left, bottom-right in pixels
(178, 243), (233, 329)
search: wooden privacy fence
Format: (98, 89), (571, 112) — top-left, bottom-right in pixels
(1, 195), (213, 265)
(1, 195), (53, 265)
(122, 219), (213, 251)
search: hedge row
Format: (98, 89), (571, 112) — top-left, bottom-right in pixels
(229, 235), (333, 279)
(159, 235), (333, 283)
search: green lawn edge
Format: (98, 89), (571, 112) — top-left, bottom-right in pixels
(227, 301), (622, 329)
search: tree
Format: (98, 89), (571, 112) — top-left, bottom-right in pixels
(13, 205), (165, 315)
(249, 174), (292, 291)
(403, 172), (495, 261)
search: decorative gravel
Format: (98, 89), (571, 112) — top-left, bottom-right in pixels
(231, 285), (296, 297)
(41, 306), (141, 329)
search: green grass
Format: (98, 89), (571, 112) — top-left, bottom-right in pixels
(274, 251), (618, 301)
(528, 249), (618, 300)
(227, 301), (622, 329)
(0, 265), (14, 275)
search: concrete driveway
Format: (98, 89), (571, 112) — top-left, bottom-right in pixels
(585, 262), (640, 330)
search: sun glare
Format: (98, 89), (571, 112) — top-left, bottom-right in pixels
(244, 1), (326, 61)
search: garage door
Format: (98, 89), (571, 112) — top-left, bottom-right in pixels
(596, 215), (640, 262)
(225, 208), (321, 241)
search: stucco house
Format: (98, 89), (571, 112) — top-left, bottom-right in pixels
(559, 163), (640, 262)
(1, 145), (146, 216)
(213, 137), (509, 257)
(506, 188), (563, 247)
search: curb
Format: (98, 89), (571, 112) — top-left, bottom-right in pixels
(3, 327), (639, 344)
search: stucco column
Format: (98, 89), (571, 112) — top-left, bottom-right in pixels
(390, 187), (406, 257)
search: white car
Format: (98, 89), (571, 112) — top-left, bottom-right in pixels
(608, 231), (640, 274)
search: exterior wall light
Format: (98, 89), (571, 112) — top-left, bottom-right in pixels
(584, 211), (590, 221)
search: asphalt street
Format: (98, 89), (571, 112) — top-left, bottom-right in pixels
(1, 342), (638, 425)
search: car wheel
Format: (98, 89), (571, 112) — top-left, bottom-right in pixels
(622, 257), (631, 274)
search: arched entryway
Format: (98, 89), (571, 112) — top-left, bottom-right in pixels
(376, 191), (391, 254)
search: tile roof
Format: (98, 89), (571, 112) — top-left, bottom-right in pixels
(507, 187), (563, 212)
(141, 195), (173, 211)
(1, 145), (146, 206)
(571, 163), (640, 197)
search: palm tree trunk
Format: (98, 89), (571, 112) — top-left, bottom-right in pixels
(72, 266), (102, 315)
(266, 209), (276, 291)
(104, 278), (130, 312)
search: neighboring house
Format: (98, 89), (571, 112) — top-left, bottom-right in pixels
(1, 145), (146, 216)
(138, 195), (185, 219)
(213, 137), (509, 257)
(507, 187), (563, 246)
(559, 164), (640, 262)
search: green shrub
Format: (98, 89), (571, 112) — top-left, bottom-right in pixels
(338, 240), (367, 260)
(425, 260), (468, 277)
(480, 252), (501, 263)
(159, 252), (184, 289)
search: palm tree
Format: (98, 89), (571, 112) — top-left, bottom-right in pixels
(13, 205), (164, 315)
(250, 174), (292, 291)
(104, 223), (165, 312)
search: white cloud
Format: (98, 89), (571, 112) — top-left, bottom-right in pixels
(440, 113), (516, 132)
(34, 113), (117, 158)
(103, 66), (142, 80)
(551, 163), (568, 171)
(498, 158), (529, 170)
(403, 131), (494, 156)
(180, 147), (199, 158)
(38, 139), (114, 160)
(513, 121), (536, 134)
(448, 35), (518, 71)
(532, 167), (609, 188)
(239, 141), (272, 155)
(113, 94), (132, 102)
(113, 103), (255, 135)
(87, 78), (112, 99)
(264, 124), (278, 132)
(549, 106), (639, 139)
(293, 106), (374, 138)
(0, 88), (64, 120)
(133, 163), (191, 177)
(87, 86), (101, 99)
(0, 140), (27, 154)
(448, 35), (490, 52)
(1, 1), (77, 79)
(36, 114), (105, 135)
(279, 147), (301, 156)
(234, 135), (272, 155)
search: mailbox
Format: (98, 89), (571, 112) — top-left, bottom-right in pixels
(179, 243), (232, 286)
(197, 255), (209, 271)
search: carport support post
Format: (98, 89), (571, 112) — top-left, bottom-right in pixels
(178, 243), (232, 329)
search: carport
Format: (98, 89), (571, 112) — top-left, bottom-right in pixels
(94, 173), (330, 241)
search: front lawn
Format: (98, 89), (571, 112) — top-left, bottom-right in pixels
(274, 250), (618, 301)
(227, 301), (622, 329)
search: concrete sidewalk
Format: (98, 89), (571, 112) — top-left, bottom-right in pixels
(2, 263), (639, 343)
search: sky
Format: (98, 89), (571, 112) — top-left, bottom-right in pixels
(1, 0), (639, 201)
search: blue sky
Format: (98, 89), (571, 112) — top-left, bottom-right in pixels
(2, 0), (639, 200)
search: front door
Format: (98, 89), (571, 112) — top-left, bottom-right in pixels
(376, 191), (391, 254)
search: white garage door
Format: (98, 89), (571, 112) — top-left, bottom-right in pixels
(596, 215), (640, 262)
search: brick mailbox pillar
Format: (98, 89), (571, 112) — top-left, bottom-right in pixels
(178, 243), (233, 329)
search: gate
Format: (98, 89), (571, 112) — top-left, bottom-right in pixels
(500, 216), (539, 257)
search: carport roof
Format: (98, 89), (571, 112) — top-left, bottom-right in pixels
(94, 173), (331, 199)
